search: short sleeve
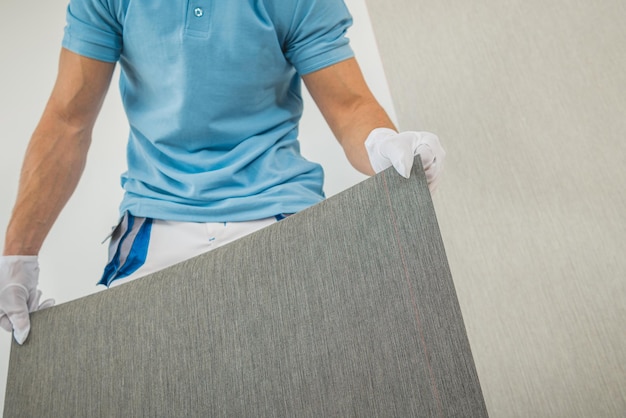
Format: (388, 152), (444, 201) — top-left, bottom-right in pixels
(282, 0), (355, 75)
(62, 0), (123, 63)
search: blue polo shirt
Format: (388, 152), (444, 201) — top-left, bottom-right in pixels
(62, 0), (354, 222)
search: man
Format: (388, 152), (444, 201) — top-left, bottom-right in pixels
(0, 0), (444, 344)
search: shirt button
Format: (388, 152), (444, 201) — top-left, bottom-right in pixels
(194, 7), (204, 17)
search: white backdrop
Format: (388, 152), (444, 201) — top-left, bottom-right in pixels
(364, 0), (626, 416)
(0, 0), (398, 412)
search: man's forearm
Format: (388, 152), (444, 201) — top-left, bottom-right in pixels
(3, 49), (114, 256)
(332, 97), (396, 175)
(302, 58), (397, 175)
(3, 119), (91, 255)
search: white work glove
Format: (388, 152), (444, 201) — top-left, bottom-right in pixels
(365, 128), (445, 192)
(0, 256), (55, 344)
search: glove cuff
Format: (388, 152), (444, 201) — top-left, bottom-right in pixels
(364, 128), (399, 173)
(2, 255), (38, 262)
(365, 128), (398, 149)
(0, 255), (40, 289)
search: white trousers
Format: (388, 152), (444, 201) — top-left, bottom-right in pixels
(106, 217), (279, 288)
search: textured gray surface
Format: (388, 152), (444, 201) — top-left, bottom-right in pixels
(5, 163), (487, 417)
(364, 0), (626, 417)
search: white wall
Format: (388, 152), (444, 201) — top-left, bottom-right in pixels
(0, 0), (396, 413)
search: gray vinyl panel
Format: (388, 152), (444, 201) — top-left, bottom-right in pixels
(363, 1), (626, 417)
(4, 162), (487, 417)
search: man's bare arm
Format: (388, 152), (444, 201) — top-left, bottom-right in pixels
(3, 48), (116, 255)
(302, 57), (396, 175)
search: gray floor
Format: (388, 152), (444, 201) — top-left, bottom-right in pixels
(364, 0), (626, 416)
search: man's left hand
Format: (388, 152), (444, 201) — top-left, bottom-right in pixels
(365, 128), (445, 192)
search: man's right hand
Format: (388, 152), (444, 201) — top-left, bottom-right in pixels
(0, 256), (55, 344)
